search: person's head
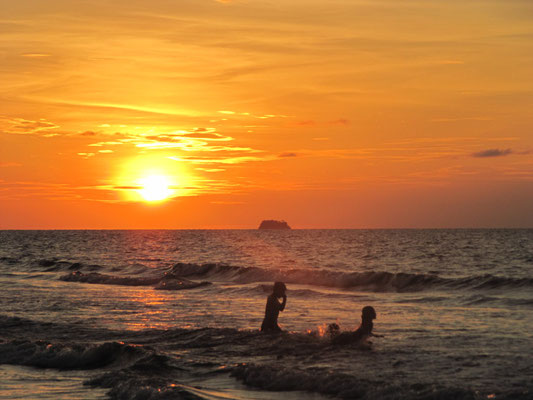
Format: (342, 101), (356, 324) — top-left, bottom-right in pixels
(273, 282), (286, 297)
(361, 306), (376, 321)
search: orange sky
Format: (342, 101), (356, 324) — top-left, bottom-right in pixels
(1, 0), (532, 228)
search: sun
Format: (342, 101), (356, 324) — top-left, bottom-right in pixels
(116, 156), (193, 202)
(138, 175), (174, 202)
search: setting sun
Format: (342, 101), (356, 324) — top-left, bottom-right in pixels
(1, 0), (532, 229)
(138, 175), (173, 202)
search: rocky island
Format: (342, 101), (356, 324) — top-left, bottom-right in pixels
(258, 220), (291, 230)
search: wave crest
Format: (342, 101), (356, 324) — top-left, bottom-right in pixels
(59, 271), (211, 290)
(169, 263), (533, 292)
(0, 340), (145, 370)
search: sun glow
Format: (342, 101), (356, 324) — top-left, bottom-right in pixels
(115, 155), (196, 202)
(138, 175), (174, 202)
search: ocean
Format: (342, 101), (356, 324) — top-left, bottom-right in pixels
(0, 229), (532, 399)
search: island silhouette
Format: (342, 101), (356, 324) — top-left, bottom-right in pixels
(258, 220), (291, 230)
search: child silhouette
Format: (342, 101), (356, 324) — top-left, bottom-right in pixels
(332, 306), (382, 345)
(261, 282), (287, 332)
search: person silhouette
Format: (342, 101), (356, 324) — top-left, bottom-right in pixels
(331, 306), (382, 345)
(260, 282), (287, 332)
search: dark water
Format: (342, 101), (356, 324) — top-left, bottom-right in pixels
(0, 230), (532, 399)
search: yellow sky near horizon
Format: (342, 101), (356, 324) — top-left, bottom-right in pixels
(1, 0), (532, 228)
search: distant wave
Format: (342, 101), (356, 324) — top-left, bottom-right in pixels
(231, 363), (495, 400)
(38, 259), (104, 272)
(38, 259), (149, 275)
(59, 270), (211, 290)
(215, 284), (367, 300)
(462, 294), (533, 307)
(0, 340), (146, 370)
(37, 258), (210, 290)
(169, 263), (533, 292)
(37, 259), (533, 293)
(60, 271), (161, 286)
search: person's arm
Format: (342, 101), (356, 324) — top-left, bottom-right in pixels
(279, 294), (287, 311)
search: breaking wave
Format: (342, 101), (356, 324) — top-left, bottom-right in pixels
(230, 363), (532, 400)
(168, 263), (533, 293)
(1, 314), (531, 400)
(38, 259), (104, 272)
(0, 340), (147, 370)
(58, 270), (211, 290)
(60, 271), (161, 286)
(41, 258), (533, 293)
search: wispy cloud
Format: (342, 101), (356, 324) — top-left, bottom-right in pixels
(272, 137), (523, 164)
(472, 148), (513, 158)
(0, 180), (83, 201)
(0, 178), (241, 202)
(21, 53), (51, 58)
(195, 167), (226, 172)
(82, 126), (265, 166)
(168, 155), (265, 165)
(77, 152), (95, 159)
(329, 118), (349, 125)
(24, 98), (203, 118)
(217, 110), (287, 120)
(278, 152), (299, 158)
(0, 116), (59, 135)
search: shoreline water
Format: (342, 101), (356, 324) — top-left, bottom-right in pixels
(1, 229), (532, 399)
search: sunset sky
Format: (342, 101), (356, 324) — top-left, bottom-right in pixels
(1, 0), (532, 228)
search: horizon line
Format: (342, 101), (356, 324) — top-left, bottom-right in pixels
(1, 227), (532, 231)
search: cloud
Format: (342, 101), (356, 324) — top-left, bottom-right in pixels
(21, 53), (51, 58)
(329, 118), (349, 125)
(180, 132), (230, 140)
(112, 185), (141, 190)
(25, 98), (202, 118)
(472, 148), (513, 158)
(278, 152), (299, 158)
(0, 162), (22, 167)
(0, 180), (84, 201)
(0, 116), (59, 135)
(81, 126), (264, 167)
(88, 128), (236, 150)
(168, 155), (265, 165)
(77, 152), (95, 158)
(143, 130), (233, 142)
(195, 168), (226, 172)
(216, 110), (287, 120)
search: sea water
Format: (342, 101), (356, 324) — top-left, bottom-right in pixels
(0, 229), (532, 399)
